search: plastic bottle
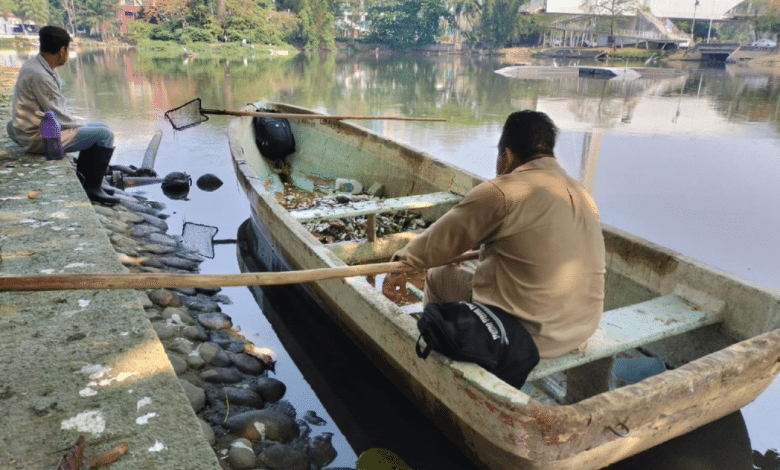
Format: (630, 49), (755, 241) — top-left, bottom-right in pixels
(335, 178), (363, 195)
(40, 111), (65, 161)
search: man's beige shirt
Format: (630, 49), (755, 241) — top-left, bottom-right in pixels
(394, 157), (606, 358)
(11, 54), (82, 153)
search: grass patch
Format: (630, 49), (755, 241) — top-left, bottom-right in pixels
(605, 47), (665, 61)
(136, 39), (297, 59)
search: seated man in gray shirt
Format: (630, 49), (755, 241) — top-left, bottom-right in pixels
(7, 25), (118, 204)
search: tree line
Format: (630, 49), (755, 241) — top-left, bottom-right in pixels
(2, 0), (777, 50)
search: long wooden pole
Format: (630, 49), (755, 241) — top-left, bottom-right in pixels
(0, 252), (478, 292)
(201, 108), (446, 122)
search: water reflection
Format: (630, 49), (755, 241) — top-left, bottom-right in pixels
(49, 47), (780, 141)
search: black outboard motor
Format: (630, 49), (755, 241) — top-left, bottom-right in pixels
(252, 109), (296, 161)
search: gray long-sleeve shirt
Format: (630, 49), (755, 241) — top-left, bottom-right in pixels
(10, 54), (83, 153)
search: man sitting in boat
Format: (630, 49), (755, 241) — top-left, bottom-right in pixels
(386, 110), (606, 361)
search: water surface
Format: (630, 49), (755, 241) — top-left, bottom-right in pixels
(26, 47), (780, 467)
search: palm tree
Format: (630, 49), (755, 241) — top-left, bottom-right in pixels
(79, 0), (119, 41)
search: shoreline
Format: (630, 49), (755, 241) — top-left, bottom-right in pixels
(0, 69), (340, 470)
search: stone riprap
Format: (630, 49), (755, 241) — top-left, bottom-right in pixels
(92, 190), (340, 470)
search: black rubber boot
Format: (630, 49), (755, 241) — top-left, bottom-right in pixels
(77, 145), (120, 204)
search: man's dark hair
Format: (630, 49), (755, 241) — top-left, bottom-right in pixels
(498, 110), (558, 161)
(39, 26), (71, 55)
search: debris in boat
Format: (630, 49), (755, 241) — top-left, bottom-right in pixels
(196, 173), (223, 191)
(335, 178), (363, 194)
(367, 182), (385, 197)
(279, 187), (431, 243)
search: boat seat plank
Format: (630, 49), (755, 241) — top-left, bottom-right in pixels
(527, 294), (724, 382)
(289, 192), (463, 222)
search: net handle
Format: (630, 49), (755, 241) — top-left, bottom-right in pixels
(200, 108), (447, 122)
(164, 99), (446, 129)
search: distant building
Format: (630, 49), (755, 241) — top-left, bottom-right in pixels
(0, 15), (36, 36)
(523, 0), (747, 48)
(335, 4), (370, 39)
(118, 0), (141, 35)
(523, 0), (745, 20)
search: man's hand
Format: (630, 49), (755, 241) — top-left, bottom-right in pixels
(383, 272), (409, 303)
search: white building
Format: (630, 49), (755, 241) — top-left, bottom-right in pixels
(522, 0), (745, 21)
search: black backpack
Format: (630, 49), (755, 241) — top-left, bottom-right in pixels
(416, 301), (540, 389)
(253, 109), (296, 161)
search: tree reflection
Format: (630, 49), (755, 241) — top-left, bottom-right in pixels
(59, 49), (780, 140)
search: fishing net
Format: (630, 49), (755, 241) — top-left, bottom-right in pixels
(182, 221), (219, 259)
(181, 221), (238, 259)
(165, 98), (209, 131)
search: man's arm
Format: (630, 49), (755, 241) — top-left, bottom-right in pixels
(392, 181), (506, 268)
(27, 73), (83, 129)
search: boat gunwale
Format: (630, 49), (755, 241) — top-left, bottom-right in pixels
(228, 103), (780, 468)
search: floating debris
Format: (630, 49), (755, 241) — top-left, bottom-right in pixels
(161, 172), (192, 200)
(196, 173), (223, 191)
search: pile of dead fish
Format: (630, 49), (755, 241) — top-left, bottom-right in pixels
(94, 189), (340, 470)
(284, 194), (431, 243)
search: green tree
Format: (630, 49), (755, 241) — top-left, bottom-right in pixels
(126, 19), (155, 43)
(754, 0), (780, 39)
(78, 0), (118, 40)
(0, 0), (14, 17)
(477, 0), (525, 47)
(299, 0), (335, 49)
(58, 0), (77, 34)
(580, 0), (640, 39)
(18, 0), (49, 26)
(367, 0), (450, 50)
(223, 0), (294, 44)
(450, 0), (482, 45)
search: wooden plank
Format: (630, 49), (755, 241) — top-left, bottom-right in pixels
(328, 231), (421, 264)
(289, 192), (462, 222)
(528, 294), (724, 381)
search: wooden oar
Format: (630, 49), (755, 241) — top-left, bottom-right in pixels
(0, 252), (478, 292)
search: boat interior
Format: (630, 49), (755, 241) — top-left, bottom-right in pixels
(236, 102), (778, 407)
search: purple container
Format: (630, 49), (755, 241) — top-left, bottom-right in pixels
(40, 111), (65, 161)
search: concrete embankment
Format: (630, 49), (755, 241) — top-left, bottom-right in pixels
(0, 153), (223, 468)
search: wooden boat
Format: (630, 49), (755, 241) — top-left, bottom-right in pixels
(229, 101), (780, 470)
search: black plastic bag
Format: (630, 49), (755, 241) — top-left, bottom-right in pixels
(416, 301), (540, 389)
(253, 109), (296, 161)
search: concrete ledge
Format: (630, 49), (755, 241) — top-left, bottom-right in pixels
(0, 151), (220, 469)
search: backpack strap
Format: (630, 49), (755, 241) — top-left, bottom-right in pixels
(472, 302), (509, 345)
(416, 335), (432, 359)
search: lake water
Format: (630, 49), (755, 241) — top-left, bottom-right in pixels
(13, 46), (779, 468)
